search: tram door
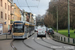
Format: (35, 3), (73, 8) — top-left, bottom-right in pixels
(0, 24), (3, 35)
(25, 26), (28, 38)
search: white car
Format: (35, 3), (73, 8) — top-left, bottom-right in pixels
(35, 29), (37, 32)
(37, 25), (46, 37)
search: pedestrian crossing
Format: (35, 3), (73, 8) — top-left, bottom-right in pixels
(32, 37), (34, 39)
(28, 37), (51, 40)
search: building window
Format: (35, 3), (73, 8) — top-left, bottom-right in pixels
(8, 5), (9, 10)
(5, 13), (7, 19)
(10, 6), (12, 13)
(8, 15), (10, 20)
(1, 11), (3, 18)
(5, 3), (6, 9)
(8, 15), (9, 20)
(1, 0), (2, 7)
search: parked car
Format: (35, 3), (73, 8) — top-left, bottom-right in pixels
(47, 28), (54, 35)
(47, 28), (51, 33)
(46, 27), (48, 33)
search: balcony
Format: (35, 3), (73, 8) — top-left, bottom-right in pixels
(10, 20), (14, 24)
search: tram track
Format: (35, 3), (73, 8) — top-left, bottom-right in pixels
(33, 38), (55, 50)
(41, 38), (74, 50)
(22, 33), (35, 50)
(22, 40), (35, 50)
(10, 32), (35, 50)
(41, 38), (60, 46)
(10, 33), (74, 50)
(10, 39), (35, 50)
(10, 40), (17, 50)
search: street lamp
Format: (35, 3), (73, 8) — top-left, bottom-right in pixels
(68, 0), (70, 37)
(57, 6), (58, 33)
(53, 5), (58, 33)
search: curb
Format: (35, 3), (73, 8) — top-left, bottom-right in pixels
(0, 39), (12, 41)
(49, 35), (75, 46)
(53, 38), (75, 46)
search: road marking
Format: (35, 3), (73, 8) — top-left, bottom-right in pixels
(43, 38), (46, 39)
(37, 37), (40, 39)
(32, 37), (34, 39)
(47, 37), (50, 39)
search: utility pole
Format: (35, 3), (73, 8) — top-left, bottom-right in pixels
(57, 6), (58, 33)
(68, 0), (70, 37)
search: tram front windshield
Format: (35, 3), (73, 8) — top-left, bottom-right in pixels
(13, 24), (24, 33)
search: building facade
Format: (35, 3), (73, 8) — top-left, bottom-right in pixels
(14, 3), (21, 21)
(20, 9), (27, 22)
(20, 11), (34, 24)
(29, 13), (34, 24)
(0, 0), (13, 34)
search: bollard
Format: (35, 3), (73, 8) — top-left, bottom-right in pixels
(6, 33), (7, 39)
(68, 38), (70, 43)
(58, 36), (59, 40)
(53, 34), (54, 38)
(57, 36), (58, 40)
(55, 36), (57, 39)
(54, 35), (55, 38)
(59, 36), (60, 40)
(64, 37), (65, 42)
(53, 35), (55, 38)
(57, 36), (59, 40)
(61, 37), (62, 41)
(55, 36), (56, 39)
(73, 39), (75, 44)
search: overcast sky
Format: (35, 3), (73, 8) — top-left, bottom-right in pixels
(13, 0), (51, 16)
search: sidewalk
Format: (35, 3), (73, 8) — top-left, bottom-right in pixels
(53, 32), (75, 45)
(0, 33), (13, 50)
(0, 40), (13, 50)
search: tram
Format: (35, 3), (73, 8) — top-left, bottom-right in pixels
(12, 21), (35, 39)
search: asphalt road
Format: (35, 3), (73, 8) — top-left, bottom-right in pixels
(13, 32), (75, 50)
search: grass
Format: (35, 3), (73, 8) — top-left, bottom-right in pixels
(55, 29), (75, 38)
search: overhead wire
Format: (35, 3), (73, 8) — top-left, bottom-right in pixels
(37, 0), (40, 8)
(37, 0), (40, 14)
(25, 0), (32, 13)
(17, 0), (20, 7)
(17, 0), (32, 13)
(19, 6), (38, 7)
(17, 0), (22, 9)
(17, 0), (41, 14)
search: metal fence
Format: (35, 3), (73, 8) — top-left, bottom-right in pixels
(0, 33), (12, 40)
(52, 35), (75, 45)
